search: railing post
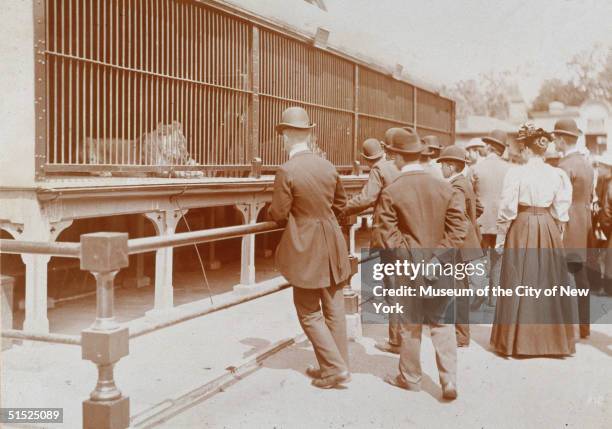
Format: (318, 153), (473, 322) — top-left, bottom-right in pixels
(80, 233), (130, 429)
(340, 215), (361, 339)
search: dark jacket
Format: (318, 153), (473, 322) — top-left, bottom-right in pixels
(343, 158), (400, 247)
(600, 179), (612, 278)
(269, 150), (351, 289)
(558, 152), (595, 256)
(450, 174), (484, 262)
(375, 170), (468, 262)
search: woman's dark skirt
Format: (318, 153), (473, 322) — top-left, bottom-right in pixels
(490, 206), (579, 356)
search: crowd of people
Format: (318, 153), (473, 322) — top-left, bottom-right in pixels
(267, 106), (611, 400)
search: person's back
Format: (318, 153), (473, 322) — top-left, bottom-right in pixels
(558, 152), (595, 250)
(276, 152), (341, 221)
(471, 153), (511, 235)
(270, 151), (350, 289)
(378, 171), (465, 250)
(269, 106), (351, 390)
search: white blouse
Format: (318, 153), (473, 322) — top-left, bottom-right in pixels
(497, 157), (572, 234)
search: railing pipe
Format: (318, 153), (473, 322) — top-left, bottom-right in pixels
(128, 220), (281, 255)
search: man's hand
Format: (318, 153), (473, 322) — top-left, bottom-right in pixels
(494, 234), (506, 254)
(425, 256), (442, 282)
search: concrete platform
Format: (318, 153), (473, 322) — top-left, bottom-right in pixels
(158, 323), (612, 429)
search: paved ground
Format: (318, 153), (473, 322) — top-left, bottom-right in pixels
(4, 280), (610, 429)
(3, 229), (612, 429)
(158, 323), (612, 429)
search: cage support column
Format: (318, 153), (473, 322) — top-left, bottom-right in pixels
(234, 202), (265, 294)
(144, 210), (184, 318)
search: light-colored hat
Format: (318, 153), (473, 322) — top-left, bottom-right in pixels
(464, 138), (485, 150)
(436, 145), (468, 164)
(552, 118), (582, 138)
(482, 129), (508, 149)
(384, 128), (425, 155)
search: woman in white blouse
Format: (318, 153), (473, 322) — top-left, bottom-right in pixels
(490, 124), (579, 357)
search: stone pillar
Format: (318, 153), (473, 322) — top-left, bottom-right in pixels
(1, 275), (15, 350)
(144, 210), (184, 318)
(233, 202), (265, 294)
(3, 218), (72, 334)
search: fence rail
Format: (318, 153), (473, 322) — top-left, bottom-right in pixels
(0, 213), (370, 428)
(35, 0), (454, 178)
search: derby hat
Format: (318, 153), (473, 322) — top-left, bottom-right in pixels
(275, 107), (316, 134)
(482, 129), (508, 150)
(384, 127), (424, 155)
(419, 138), (435, 157)
(423, 135), (443, 151)
(360, 138), (385, 160)
(383, 127), (402, 146)
(437, 145), (468, 163)
(551, 118), (582, 138)
(464, 138), (485, 150)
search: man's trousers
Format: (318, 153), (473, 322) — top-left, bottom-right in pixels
(293, 282), (349, 378)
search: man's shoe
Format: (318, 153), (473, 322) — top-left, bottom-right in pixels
(311, 371), (351, 389)
(384, 374), (420, 391)
(442, 382), (458, 400)
(305, 365), (321, 379)
(375, 341), (400, 354)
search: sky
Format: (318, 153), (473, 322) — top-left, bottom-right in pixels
(226, 0), (611, 102)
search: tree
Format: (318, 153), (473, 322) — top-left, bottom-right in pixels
(531, 44), (611, 111)
(442, 71), (513, 120)
(531, 79), (587, 112)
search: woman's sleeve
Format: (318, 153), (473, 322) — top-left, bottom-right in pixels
(496, 167), (520, 235)
(550, 168), (572, 223)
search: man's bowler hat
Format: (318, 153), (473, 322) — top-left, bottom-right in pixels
(551, 118), (582, 139)
(360, 138), (385, 160)
(482, 129), (508, 150)
(437, 145), (468, 164)
(384, 127), (425, 155)
(275, 107), (316, 134)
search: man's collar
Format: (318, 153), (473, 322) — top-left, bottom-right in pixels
(527, 156), (545, 165)
(400, 163), (424, 173)
(564, 147), (580, 157)
(448, 172), (463, 183)
(289, 143), (311, 159)
(486, 152), (500, 160)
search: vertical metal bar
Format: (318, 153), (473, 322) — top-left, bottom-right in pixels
(413, 87), (418, 128)
(249, 25), (259, 163)
(353, 64), (359, 163)
(60, 57), (65, 164)
(35, 0), (49, 175)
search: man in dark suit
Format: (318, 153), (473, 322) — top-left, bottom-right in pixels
(269, 107), (352, 389)
(437, 145), (484, 347)
(342, 135), (401, 353)
(553, 118), (595, 338)
(377, 128), (468, 400)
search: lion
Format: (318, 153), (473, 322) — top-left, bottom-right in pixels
(81, 121), (204, 178)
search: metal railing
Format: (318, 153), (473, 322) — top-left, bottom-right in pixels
(0, 215), (366, 428)
(35, 0), (455, 178)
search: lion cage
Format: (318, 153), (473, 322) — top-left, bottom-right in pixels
(35, 0), (454, 178)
